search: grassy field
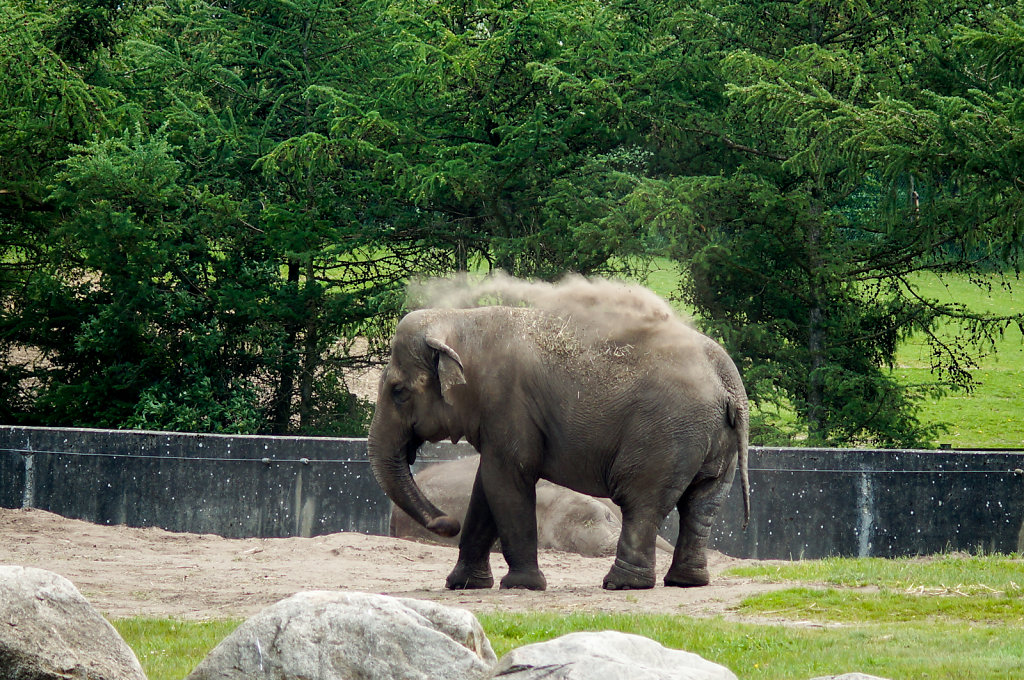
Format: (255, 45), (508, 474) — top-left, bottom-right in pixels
(111, 618), (241, 680)
(480, 613), (1022, 679)
(892, 273), (1024, 449)
(113, 554), (1024, 680)
(640, 263), (1024, 449)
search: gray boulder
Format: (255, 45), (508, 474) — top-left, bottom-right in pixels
(185, 591), (496, 680)
(488, 630), (737, 680)
(393, 455), (673, 556)
(0, 565), (147, 680)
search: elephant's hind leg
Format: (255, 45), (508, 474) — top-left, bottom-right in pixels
(602, 503), (659, 590)
(664, 468), (735, 588)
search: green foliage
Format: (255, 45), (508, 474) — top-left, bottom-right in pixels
(316, 0), (654, 278)
(611, 0), (1024, 446)
(1, 0), (1022, 440)
(10, 125), (269, 430)
(1, 0), (403, 433)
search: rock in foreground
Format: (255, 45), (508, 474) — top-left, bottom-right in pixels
(185, 590), (496, 680)
(488, 630), (738, 680)
(0, 565), (147, 680)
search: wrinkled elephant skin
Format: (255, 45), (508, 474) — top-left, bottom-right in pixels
(367, 280), (749, 592)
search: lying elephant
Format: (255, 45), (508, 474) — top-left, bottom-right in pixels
(390, 455), (674, 557)
(368, 277), (749, 591)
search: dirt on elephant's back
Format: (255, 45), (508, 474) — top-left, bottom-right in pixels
(0, 507), (787, 620)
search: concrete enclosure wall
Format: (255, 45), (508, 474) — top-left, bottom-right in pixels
(2, 426), (1023, 558)
(709, 447), (1024, 559)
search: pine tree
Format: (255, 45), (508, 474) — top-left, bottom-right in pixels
(310, 0), (655, 278)
(619, 0), (1024, 445)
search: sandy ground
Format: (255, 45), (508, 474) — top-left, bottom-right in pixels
(0, 507), (789, 621)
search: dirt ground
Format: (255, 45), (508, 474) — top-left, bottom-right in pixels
(0, 507), (789, 621)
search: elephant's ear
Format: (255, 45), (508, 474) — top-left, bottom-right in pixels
(425, 335), (466, 404)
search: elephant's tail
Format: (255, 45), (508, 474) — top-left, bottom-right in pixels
(713, 338), (751, 530)
(726, 398), (751, 530)
(739, 428), (750, 530)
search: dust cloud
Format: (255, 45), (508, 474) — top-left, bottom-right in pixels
(407, 272), (694, 350)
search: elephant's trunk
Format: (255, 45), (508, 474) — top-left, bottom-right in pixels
(368, 428), (461, 538)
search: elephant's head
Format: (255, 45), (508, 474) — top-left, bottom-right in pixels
(368, 310), (468, 538)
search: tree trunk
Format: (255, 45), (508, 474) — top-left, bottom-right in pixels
(270, 258), (301, 434)
(298, 259), (318, 430)
(455, 238), (469, 272)
(807, 303), (825, 439)
(806, 192), (827, 441)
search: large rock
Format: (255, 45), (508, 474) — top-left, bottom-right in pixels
(393, 455), (673, 556)
(488, 630), (736, 680)
(185, 591), (496, 680)
(0, 565), (147, 680)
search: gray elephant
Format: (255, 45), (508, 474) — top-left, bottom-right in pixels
(368, 278), (749, 591)
(391, 455), (675, 557)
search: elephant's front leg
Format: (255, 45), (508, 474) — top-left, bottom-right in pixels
(446, 468), (498, 589)
(480, 454), (547, 591)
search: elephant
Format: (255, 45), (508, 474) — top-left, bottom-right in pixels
(390, 455), (675, 557)
(367, 279), (749, 591)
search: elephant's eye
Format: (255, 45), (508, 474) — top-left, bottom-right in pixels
(391, 385), (410, 405)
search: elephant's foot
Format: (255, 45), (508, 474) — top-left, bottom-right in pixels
(602, 558), (655, 590)
(500, 568), (547, 591)
(664, 562), (710, 588)
(445, 562), (494, 590)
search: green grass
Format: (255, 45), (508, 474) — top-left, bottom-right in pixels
(117, 612), (1024, 680)
(114, 555), (1024, 680)
(110, 618), (241, 680)
(727, 553), (1024, 592)
(720, 556), (1024, 677)
(639, 264), (1024, 449)
(736, 587), (1024, 624)
(478, 612), (1024, 680)
(478, 554), (1024, 678)
(729, 554), (1024, 626)
(893, 273), (1024, 449)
